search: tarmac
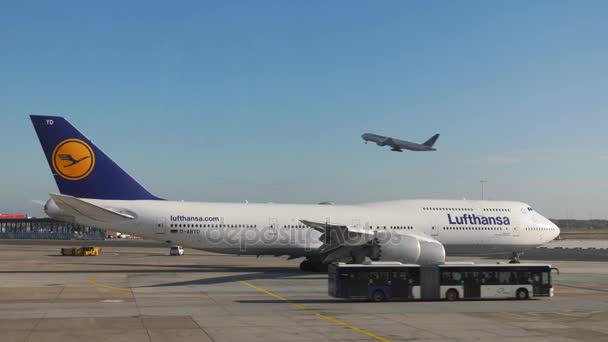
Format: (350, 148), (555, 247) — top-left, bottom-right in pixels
(0, 240), (607, 342)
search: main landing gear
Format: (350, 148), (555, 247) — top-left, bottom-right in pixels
(300, 258), (328, 272)
(509, 251), (522, 264)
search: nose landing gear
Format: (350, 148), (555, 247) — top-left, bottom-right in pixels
(509, 251), (522, 264)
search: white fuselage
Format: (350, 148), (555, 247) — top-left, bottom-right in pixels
(48, 198), (560, 257)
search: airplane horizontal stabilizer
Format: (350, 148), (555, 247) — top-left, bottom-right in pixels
(49, 193), (134, 223)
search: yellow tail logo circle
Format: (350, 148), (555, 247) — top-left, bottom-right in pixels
(52, 139), (96, 180)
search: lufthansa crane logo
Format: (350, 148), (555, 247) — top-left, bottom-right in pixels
(52, 139), (95, 180)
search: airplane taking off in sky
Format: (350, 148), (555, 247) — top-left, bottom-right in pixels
(31, 115), (559, 271)
(362, 132), (440, 152)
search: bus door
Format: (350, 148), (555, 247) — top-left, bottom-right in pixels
(346, 270), (369, 298)
(391, 270), (410, 299)
(531, 268), (551, 295)
(463, 271), (481, 298)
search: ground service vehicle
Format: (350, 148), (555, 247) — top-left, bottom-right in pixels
(60, 246), (100, 256)
(169, 245), (184, 256)
(328, 262), (556, 302)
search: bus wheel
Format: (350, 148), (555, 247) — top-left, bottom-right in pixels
(446, 289), (459, 301)
(516, 288), (529, 300)
(371, 290), (386, 302)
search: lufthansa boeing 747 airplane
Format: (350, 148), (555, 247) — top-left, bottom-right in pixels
(31, 115), (559, 271)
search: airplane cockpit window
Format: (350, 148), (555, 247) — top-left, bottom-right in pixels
(527, 207), (534, 211)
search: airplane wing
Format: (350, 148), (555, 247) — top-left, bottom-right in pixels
(382, 137), (395, 146)
(300, 219), (375, 263)
(299, 219), (371, 242)
(49, 193), (134, 223)
(382, 137), (405, 151)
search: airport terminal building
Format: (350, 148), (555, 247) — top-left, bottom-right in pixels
(0, 214), (105, 240)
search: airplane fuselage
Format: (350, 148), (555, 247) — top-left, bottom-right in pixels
(47, 198), (559, 257)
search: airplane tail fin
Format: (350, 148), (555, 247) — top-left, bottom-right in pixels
(30, 115), (161, 200)
(422, 133), (440, 147)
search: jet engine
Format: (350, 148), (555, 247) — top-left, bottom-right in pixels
(44, 199), (74, 222)
(369, 231), (445, 265)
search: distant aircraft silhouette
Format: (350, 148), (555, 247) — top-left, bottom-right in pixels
(362, 133), (440, 152)
(58, 154), (90, 167)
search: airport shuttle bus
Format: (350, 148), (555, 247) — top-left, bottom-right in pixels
(328, 262), (557, 302)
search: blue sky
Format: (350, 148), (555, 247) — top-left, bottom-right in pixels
(1, 1), (607, 219)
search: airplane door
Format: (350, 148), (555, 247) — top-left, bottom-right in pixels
(474, 204), (484, 217)
(156, 218), (167, 234)
(269, 218), (279, 235)
(431, 215), (440, 237)
(431, 225), (439, 237)
(512, 226), (520, 237)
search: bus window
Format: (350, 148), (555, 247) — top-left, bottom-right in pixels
(441, 272), (451, 283)
(392, 271), (408, 280)
(499, 272), (517, 284)
(441, 271), (463, 285)
(481, 271), (498, 285)
(517, 271), (531, 284)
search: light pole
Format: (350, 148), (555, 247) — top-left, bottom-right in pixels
(480, 180), (487, 200)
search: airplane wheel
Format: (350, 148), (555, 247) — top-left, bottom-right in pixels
(313, 263), (328, 273)
(300, 258), (327, 272)
(299, 260), (313, 272)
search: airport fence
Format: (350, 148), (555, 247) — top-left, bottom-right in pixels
(0, 232), (105, 240)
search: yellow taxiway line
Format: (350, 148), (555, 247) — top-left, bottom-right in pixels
(87, 275), (391, 341)
(240, 280), (392, 342)
(87, 276), (133, 292)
